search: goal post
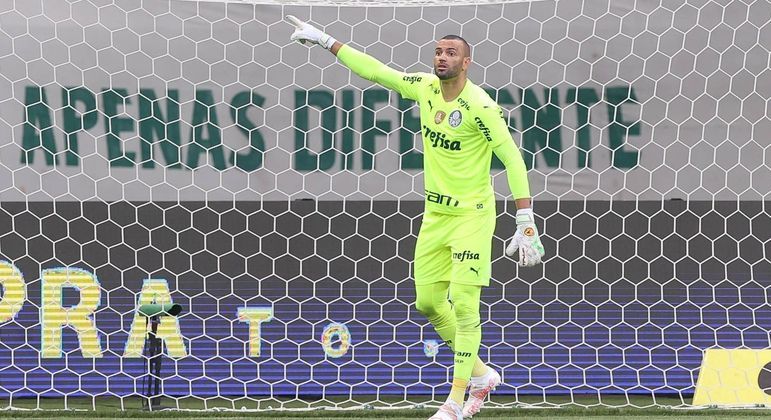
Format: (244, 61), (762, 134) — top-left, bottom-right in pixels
(0, 0), (769, 410)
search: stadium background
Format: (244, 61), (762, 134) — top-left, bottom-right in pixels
(0, 0), (770, 407)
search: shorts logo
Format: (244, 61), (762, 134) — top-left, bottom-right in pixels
(452, 250), (480, 262)
(449, 110), (462, 127)
(469, 267), (480, 276)
(524, 227), (535, 237)
(434, 111), (446, 124)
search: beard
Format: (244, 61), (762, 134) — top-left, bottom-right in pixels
(434, 65), (460, 80)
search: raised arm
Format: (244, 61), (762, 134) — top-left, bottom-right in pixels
(286, 15), (423, 100)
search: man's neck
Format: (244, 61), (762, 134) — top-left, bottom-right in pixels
(440, 76), (467, 102)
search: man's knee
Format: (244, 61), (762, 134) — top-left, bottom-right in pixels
(454, 308), (480, 329)
(416, 299), (444, 319)
(451, 295), (481, 329)
(415, 298), (432, 317)
(416, 295), (454, 322)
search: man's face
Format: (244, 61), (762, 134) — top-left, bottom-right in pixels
(433, 39), (470, 80)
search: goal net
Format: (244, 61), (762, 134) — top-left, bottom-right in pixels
(0, 0), (769, 411)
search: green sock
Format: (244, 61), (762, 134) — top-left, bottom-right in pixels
(449, 283), (482, 382)
(432, 312), (488, 378)
(416, 282), (484, 387)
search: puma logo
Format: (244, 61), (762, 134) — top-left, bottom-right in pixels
(469, 267), (480, 276)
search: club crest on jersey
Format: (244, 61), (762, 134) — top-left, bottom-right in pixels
(449, 110), (462, 128)
(434, 111), (446, 124)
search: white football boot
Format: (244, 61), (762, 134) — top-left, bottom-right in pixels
(462, 367), (502, 418)
(428, 398), (463, 420)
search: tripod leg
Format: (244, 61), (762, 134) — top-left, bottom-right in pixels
(142, 319), (152, 410)
(143, 316), (163, 410)
(151, 336), (162, 409)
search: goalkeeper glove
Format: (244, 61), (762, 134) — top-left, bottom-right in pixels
(505, 208), (545, 267)
(285, 15), (337, 50)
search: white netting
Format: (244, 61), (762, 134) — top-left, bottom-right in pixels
(0, 0), (769, 412)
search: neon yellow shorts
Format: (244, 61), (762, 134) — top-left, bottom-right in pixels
(413, 209), (496, 287)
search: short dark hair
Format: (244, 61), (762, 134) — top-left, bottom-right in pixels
(440, 35), (471, 57)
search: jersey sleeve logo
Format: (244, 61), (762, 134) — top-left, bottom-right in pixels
(434, 110), (446, 124)
(402, 75), (422, 84)
(448, 110), (462, 128)
(474, 117), (493, 142)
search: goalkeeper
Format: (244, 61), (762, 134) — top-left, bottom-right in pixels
(287, 16), (545, 420)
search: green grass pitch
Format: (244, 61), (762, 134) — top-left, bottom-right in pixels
(1, 395), (771, 419)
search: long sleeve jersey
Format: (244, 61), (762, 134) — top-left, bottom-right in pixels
(337, 45), (530, 214)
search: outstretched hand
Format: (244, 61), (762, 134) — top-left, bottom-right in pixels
(285, 15), (337, 50)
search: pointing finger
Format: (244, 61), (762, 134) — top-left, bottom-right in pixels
(285, 15), (304, 28)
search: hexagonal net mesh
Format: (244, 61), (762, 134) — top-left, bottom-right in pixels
(0, 0), (769, 412)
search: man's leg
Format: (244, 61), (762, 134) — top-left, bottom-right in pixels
(415, 211), (491, 418)
(445, 209), (499, 417)
(414, 211), (457, 352)
(415, 282), (455, 346)
(414, 282), (490, 378)
(446, 283), (482, 406)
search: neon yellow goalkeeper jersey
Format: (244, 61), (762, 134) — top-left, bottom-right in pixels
(337, 45), (529, 215)
(396, 72), (512, 214)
